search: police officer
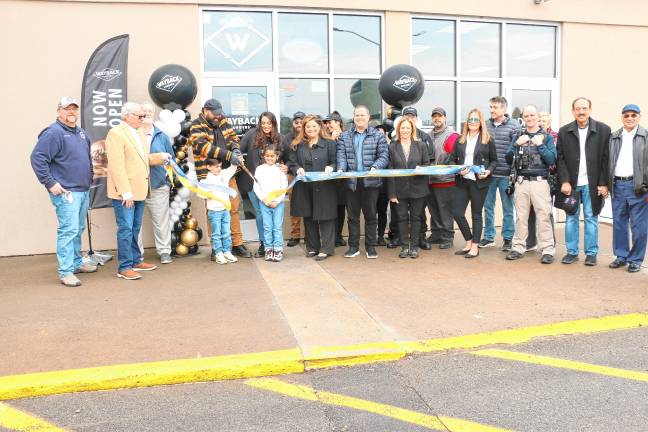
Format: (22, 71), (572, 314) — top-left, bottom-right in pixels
(505, 105), (557, 264)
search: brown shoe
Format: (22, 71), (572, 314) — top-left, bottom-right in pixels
(117, 269), (142, 280)
(133, 262), (158, 272)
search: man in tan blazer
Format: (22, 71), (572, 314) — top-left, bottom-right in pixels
(106, 102), (170, 280)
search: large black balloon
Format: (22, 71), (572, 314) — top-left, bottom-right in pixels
(378, 64), (424, 109)
(148, 64), (197, 110)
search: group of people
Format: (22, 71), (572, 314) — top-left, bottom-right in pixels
(31, 93), (648, 286)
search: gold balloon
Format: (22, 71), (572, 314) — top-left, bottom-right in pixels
(180, 229), (198, 247)
(176, 150), (186, 160)
(175, 243), (189, 256)
(185, 217), (198, 230)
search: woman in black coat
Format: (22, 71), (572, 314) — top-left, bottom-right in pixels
(387, 117), (430, 258)
(287, 115), (338, 261)
(449, 108), (498, 258)
(239, 112), (286, 257)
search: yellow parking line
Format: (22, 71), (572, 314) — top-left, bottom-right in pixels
(246, 377), (514, 432)
(472, 349), (648, 383)
(0, 402), (67, 431)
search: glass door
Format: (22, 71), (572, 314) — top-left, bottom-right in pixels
(504, 81), (558, 126)
(201, 77), (277, 241)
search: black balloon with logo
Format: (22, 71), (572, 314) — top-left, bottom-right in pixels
(148, 64), (198, 110)
(378, 64), (424, 109)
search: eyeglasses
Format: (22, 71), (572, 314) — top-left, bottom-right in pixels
(467, 117), (480, 123)
(623, 113), (639, 118)
(132, 114), (146, 120)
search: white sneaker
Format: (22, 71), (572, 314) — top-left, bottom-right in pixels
(223, 251), (238, 263)
(214, 252), (228, 265)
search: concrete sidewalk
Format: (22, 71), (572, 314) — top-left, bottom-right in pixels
(1, 224), (646, 378)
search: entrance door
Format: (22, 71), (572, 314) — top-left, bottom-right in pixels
(201, 77), (277, 241)
(504, 82), (557, 125)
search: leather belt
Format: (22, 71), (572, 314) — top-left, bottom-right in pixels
(614, 176), (633, 181)
(521, 176), (547, 181)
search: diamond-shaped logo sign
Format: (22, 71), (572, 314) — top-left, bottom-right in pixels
(392, 75), (418, 92)
(204, 16), (270, 68)
(155, 75), (183, 93)
(94, 68), (122, 82)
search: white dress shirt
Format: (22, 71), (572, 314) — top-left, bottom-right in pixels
(615, 126), (637, 177)
(577, 126), (589, 186)
(463, 134), (478, 181)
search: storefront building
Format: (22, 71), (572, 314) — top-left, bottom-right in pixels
(3, 0), (647, 256)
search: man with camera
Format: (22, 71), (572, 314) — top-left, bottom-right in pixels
(505, 105), (557, 264)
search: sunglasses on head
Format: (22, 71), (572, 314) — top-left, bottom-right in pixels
(623, 113), (639, 118)
(467, 117), (480, 123)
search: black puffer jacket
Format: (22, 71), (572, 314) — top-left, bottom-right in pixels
(486, 115), (520, 177)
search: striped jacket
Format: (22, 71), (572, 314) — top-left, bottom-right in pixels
(189, 113), (241, 180)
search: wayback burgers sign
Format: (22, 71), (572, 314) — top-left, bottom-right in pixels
(148, 64), (197, 110)
(81, 34), (129, 209)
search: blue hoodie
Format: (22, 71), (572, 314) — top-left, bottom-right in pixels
(30, 120), (92, 191)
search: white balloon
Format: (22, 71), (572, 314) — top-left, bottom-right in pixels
(178, 187), (191, 199)
(174, 194), (182, 202)
(186, 162), (195, 171)
(174, 207), (183, 216)
(172, 109), (186, 123)
(165, 121), (181, 138)
(179, 201), (188, 210)
(171, 214), (180, 223)
(170, 201), (179, 209)
(159, 109), (173, 123)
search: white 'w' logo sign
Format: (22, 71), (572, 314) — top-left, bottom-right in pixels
(225, 33), (250, 51)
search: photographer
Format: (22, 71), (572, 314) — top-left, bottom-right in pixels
(504, 105), (557, 264)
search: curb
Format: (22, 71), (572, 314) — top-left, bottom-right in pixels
(1, 312), (646, 401)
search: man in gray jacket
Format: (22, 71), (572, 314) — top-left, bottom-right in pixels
(607, 104), (648, 273)
(481, 96), (520, 251)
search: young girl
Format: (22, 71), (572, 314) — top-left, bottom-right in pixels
(203, 158), (238, 265)
(253, 146), (288, 262)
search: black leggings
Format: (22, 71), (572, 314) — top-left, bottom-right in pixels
(452, 180), (488, 242)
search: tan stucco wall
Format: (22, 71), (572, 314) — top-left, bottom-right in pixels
(2, 0), (646, 256)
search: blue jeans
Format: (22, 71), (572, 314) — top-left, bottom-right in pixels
(208, 209), (232, 254)
(49, 191), (89, 278)
(565, 184), (599, 256)
(612, 180), (648, 265)
(483, 177), (515, 241)
(247, 190), (265, 243)
(112, 199), (145, 272)
(260, 202), (285, 250)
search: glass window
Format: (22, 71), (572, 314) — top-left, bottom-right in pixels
(203, 11), (273, 73)
(333, 15), (381, 74)
(510, 89), (551, 120)
(279, 79), (330, 133)
(211, 86), (268, 136)
(460, 81), (500, 122)
(506, 25), (556, 78)
(278, 13), (328, 74)
(460, 21), (501, 78)
(416, 81), (456, 128)
(412, 19), (455, 77)
(334, 79), (381, 128)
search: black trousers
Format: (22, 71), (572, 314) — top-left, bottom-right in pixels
(428, 186), (456, 243)
(453, 180), (488, 242)
(304, 217), (336, 256)
(336, 205), (346, 239)
(395, 197), (426, 248)
(377, 191), (389, 238)
(346, 181), (379, 249)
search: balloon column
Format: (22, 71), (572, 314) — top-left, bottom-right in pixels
(148, 64), (201, 257)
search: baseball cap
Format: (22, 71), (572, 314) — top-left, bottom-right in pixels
(622, 104), (641, 114)
(203, 99), (224, 115)
(431, 107), (447, 117)
(58, 97), (79, 109)
(292, 111), (306, 120)
(402, 106), (418, 117)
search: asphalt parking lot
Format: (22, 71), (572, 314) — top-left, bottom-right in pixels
(3, 326), (647, 432)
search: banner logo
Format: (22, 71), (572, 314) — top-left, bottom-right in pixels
(94, 68), (122, 82)
(393, 75), (417, 92)
(204, 16), (270, 68)
(155, 74), (183, 93)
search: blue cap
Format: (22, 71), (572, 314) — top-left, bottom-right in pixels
(622, 104), (641, 114)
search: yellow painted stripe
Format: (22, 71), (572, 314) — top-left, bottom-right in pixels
(246, 378), (513, 432)
(472, 349), (648, 383)
(1, 312), (646, 401)
(0, 348), (303, 401)
(0, 402), (67, 431)
(306, 312), (648, 369)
